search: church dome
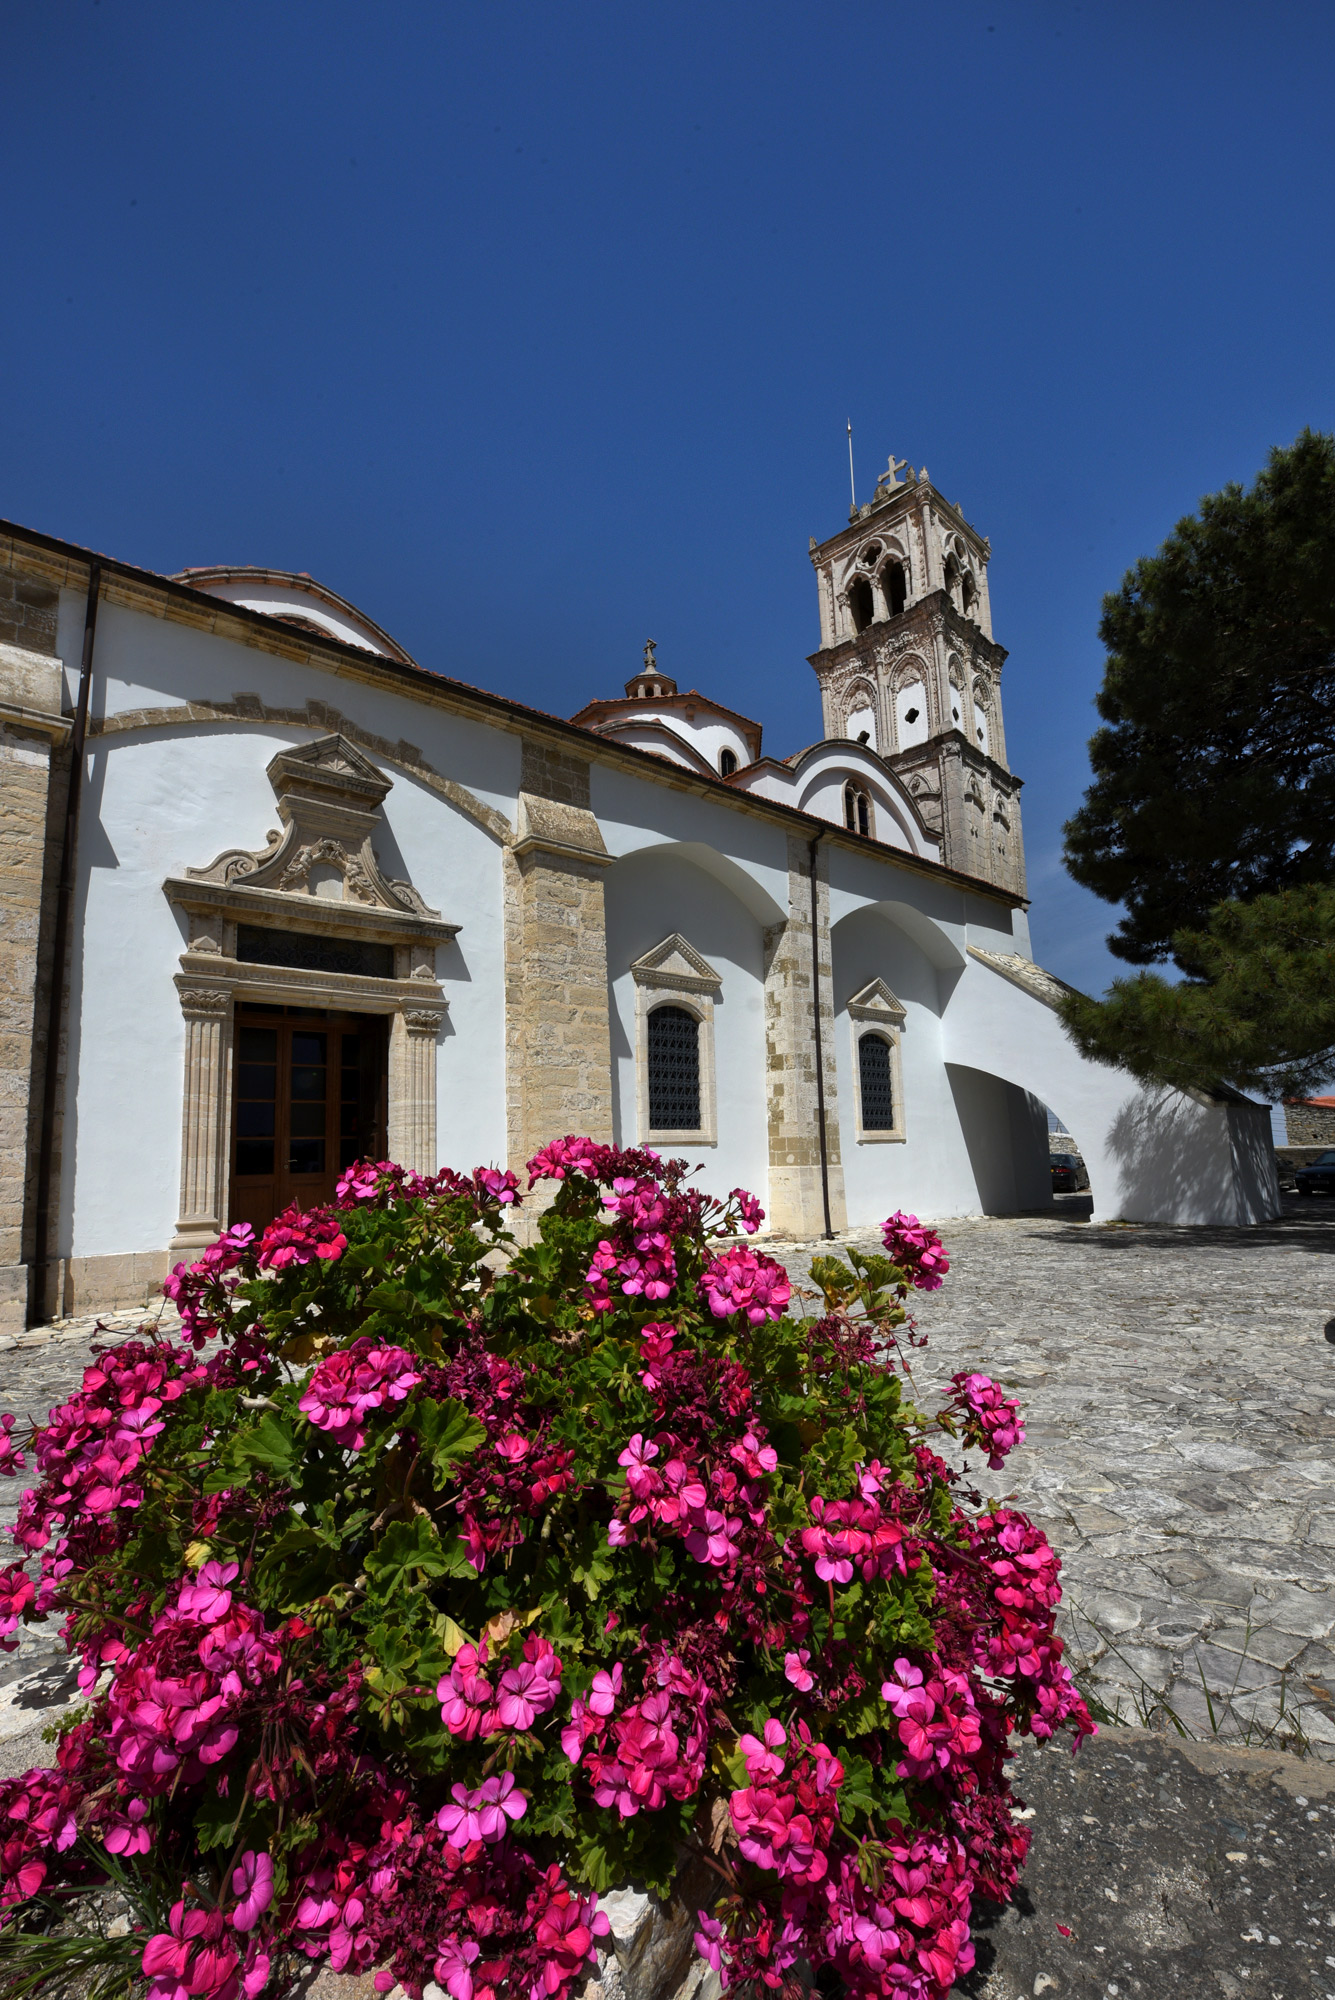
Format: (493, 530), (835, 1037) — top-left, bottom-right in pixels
(171, 565), (416, 665)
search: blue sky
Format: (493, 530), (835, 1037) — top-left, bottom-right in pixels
(6, 1), (1334, 995)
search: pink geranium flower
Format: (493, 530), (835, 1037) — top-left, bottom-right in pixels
(436, 1771), (527, 1847)
(298, 1339), (422, 1452)
(881, 1210), (950, 1290)
(256, 1204), (347, 1271)
(698, 1247), (791, 1324)
(229, 1852), (274, 1933)
(495, 1636), (562, 1730)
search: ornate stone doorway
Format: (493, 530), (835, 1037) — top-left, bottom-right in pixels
(229, 1005), (387, 1231)
(165, 733), (457, 1261)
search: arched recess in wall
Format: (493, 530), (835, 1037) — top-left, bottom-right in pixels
(846, 575), (875, 635)
(616, 840), (786, 928)
(601, 844), (772, 1175)
(890, 656), (930, 750)
(946, 656), (966, 732)
(971, 677), (994, 755)
(858, 899), (967, 974)
(88, 704), (513, 847)
(794, 766), (922, 854)
(842, 681), (878, 749)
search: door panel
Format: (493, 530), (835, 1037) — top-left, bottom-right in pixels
(229, 1010), (387, 1232)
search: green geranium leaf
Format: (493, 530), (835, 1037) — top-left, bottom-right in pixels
(837, 1753), (879, 1824)
(205, 1410), (301, 1490)
(412, 1397), (488, 1484)
(365, 1515), (452, 1596)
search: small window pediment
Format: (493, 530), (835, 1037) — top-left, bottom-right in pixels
(846, 977), (907, 1024)
(630, 933), (723, 995)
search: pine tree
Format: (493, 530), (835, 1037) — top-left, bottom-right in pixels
(1063, 429), (1335, 969)
(1060, 432), (1335, 1096)
(1058, 884), (1335, 1097)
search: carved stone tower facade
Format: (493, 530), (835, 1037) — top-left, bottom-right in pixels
(807, 456), (1025, 896)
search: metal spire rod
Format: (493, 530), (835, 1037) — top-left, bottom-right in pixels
(847, 421), (856, 510)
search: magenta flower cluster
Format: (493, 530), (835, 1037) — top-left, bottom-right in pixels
(563, 1647), (710, 1820)
(880, 1211), (951, 1290)
(945, 1370), (1027, 1469)
(298, 1339), (424, 1452)
(0, 1135), (1094, 2000)
(697, 1246), (792, 1324)
(437, 1634), (563, 1739)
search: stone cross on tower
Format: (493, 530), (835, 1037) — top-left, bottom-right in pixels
(643, 638), (657, 673)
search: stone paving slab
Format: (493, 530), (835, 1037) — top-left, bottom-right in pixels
(774, 1201), (1335, 1759)
(959, 1727), (1335, 1999)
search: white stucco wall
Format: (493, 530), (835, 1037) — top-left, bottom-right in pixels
(54, 597), (520, 1258)
(189, 582), (391, 656)
(45, 584), (1275, 1269)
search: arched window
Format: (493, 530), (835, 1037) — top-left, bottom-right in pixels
(881, 561), (907, 617)
(719, 748), (738, 777)
(844, 784), (872, 837)
(847, 577), (874, 634)
(858, 1034), (895, 1130)
(647, 1005), (700, 1131)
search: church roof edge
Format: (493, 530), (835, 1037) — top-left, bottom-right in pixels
(0, 514), (1028, 914)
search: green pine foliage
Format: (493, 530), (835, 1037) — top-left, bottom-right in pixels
(1063, 429), (1335, 969)
(1058, 883), (1335, 1097)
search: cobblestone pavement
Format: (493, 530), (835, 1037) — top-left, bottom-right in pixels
(775, 1200), (1335, 1759)
(1, 1204), (1333, 1772)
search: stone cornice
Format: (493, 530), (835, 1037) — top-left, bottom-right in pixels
(164, 878), (459, 944)
(808, 485), (990, 568)
(0, 697), (70, 740)
(966, 948), (1076, 1011)
(807, 593), (1007, 676)
(174, 951), (448, 1012)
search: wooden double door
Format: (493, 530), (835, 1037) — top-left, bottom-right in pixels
(229, 1006), (388, 1233)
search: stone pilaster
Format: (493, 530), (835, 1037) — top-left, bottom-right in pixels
(504, 743), (614, 1187)
(389, 1007), (443, 1174)
(762, 835), (847, 1237)
(170, 984), (234, 1261)
(0, 615), (69, 1332)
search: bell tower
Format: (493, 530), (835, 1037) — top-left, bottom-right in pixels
(807, 455), (1025, 897)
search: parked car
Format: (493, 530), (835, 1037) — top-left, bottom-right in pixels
(1295, 1149), (1335, 1195)
(1050, 1151), (1090, 1193)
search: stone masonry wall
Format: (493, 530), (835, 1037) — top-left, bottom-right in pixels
(1284, 1100), (1335, 1146)
(0, 605), (67, 1333)
(0, 572), (59, 657)
(762, 834), (847, 1237)
(504, 744), (615, 1203)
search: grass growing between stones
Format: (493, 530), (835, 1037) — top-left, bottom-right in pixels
(1065, 1598), (1326, 1759)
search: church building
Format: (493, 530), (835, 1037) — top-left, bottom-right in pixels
(0, 457), (1277, 1330)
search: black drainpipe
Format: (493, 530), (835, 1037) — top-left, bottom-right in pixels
(32, 562), (100, 1322)
(808, 829), (835, 1240)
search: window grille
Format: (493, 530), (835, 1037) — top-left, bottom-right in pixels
(237, 925), (393, 979)
(648, 1005), (701, 1130)
(859, 1033), (895, 1130)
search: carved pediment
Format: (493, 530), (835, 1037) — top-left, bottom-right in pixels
(178, 733), (442, 922)
(630, 933), (723, 995)
(847, 977), (907, 1024)
(266, 732), (393, 811)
